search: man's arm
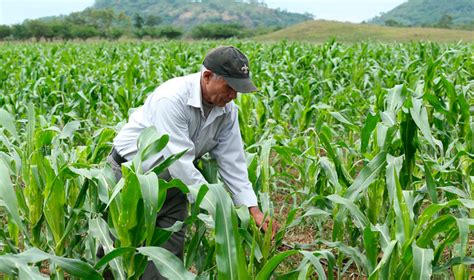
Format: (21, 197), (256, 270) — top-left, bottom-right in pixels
(210, 106), (279, 236)
(209, 107), (257, 207)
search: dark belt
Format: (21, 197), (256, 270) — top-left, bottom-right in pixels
(110, 147), (127, 165)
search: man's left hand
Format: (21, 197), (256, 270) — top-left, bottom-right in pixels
(248, 206), (280, 239)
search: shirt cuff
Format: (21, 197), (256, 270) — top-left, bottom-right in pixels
(231, 189), (258, 207)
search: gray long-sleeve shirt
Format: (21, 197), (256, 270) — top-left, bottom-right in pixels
(113, 72), (258, 207)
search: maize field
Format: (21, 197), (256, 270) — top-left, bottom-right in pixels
(0, 40), (473, 279)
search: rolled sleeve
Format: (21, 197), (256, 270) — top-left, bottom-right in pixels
(148, 97), (207, 189)
(210, 108), (258, 207)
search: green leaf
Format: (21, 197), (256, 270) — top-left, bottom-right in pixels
(386, 84), (405, 113)
(344, 151), (387, 201)
(48, 254), (102, 279)
(328, 194), (369, 229)
(329, 111), (356, 128)
(386, 155), (412, 245)
(368, 240), (397, 280)
(319, 157), (341, 193)
(318, 127), (351, 187)
(0, 248), (101, 279)
(455, 218), (469, 260)
(0, 159), (24, 232)
(115, 165), (142, 246)
(437, 186), (469, 199)
(400, 112), (417, 189)
(42, 171), (66, 250)
(0, 109), (19, 142)
(94, 247), (135, 270)
(90, 127), (115, 163)
(137, 127), (169, 163)
(417, 215), (456, 248)
(300, 251), (327, 280)
(409, 96), (443, 153)
(301, 207), (330, 219)
(238, 228), (263, 262)
(258, 138), (274, 193)
(188, 183), (216, 216)
(138, 246), (195, 280)
(422, 161), (437, 203)
(18, 265), (48, 279)
(137, 172), (159, 245)
(255, 250), (299, 280)
(212, 183), (249, 280)
(433, 257), (474, 273)
(411, 243), (433, 280)
(412, 199), (474, 240)
(89, 217), (126, 279)
(363, 226), (377, 270)
(151, 150), (187, 176)
(197, 156), (219, 184)
(185, 220), (207, 269)
(59, 121), (81, 139)
(361, 111), (379, 153)
(319, 240), (371, 274)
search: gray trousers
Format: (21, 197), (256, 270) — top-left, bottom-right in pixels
(106, 154), (188, 279)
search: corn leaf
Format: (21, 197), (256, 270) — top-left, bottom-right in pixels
(212, 183), (249, 280)
(411, 243), (433, 280)
(138, 246), (195, 280)
(0, 159), (24, 232)
(255, 250), (299, 280)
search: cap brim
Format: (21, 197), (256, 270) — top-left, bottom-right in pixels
(223, 76), (258, 93)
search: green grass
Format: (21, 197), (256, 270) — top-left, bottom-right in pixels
(255, 20), (474, 43)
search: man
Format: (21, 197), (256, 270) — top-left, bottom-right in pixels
(108, 46), (278, 279)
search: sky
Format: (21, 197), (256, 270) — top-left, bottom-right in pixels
(0, 0), (407, 25)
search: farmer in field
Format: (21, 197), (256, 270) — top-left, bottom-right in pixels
(108, 46), (279, 279)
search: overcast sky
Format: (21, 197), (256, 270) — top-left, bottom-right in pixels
(0, 0), (407, 25)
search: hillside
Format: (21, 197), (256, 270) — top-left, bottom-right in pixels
(255, 20), (474, 43)
(369, 0), (474, 29)
(93, 0), (312, 28)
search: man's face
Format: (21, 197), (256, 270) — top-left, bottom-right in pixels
(202, 72), (238, 107)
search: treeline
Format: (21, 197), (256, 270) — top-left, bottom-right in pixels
(383, 14), (474, 30)
(0, 8), (279, 41)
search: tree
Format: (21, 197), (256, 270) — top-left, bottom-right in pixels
(71, 25), (99, 40)
(385, 19), (403, 27)
(11, 24), (32, 40)
(24, 20), (54, 41)
(435, 14), (453, 29)
(144, 14), (162, 26)
(50, 21), (73, 41)
(133, 14), (144, 29)
(191, 23), (243, 39)
(142, 26), (161, 38)
(0, 25), (12, 40)
(107, 27), (124, 40)
(157, 26), (183, 39)
(89, 8), (116, 31)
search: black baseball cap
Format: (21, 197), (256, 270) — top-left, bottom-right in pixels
(203, 46), (258, 93)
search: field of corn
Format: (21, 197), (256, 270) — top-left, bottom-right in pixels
(0, 40), (473, 279)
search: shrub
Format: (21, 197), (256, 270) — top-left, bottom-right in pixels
(0, 25), (12, 40)
(190, 23), (243, 39)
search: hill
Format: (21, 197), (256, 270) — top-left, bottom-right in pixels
(255, 20), (474, 43)
(92, 0), (312, 29)
(369, 0), (474, 29)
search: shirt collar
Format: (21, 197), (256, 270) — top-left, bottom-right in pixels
(187, 72), (227, 115)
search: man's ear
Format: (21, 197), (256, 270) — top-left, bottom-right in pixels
(202, 70), (213, 82)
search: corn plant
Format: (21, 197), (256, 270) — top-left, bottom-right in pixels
(0, 40), (472, 279)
